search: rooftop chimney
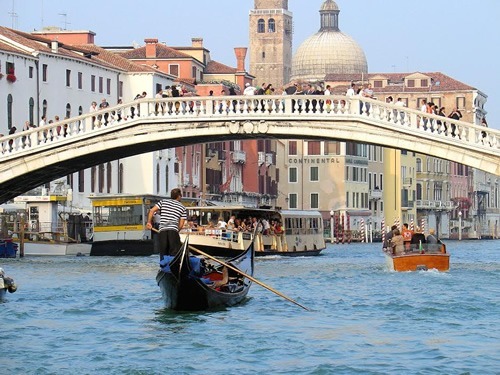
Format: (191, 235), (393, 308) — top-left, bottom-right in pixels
(51, 40), (59, 54)
(234, 47), (247, 72)
(144, 38), (159, 58)
(192, 38), (204, 48)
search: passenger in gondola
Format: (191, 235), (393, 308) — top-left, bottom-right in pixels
(211, 266), (229, 289)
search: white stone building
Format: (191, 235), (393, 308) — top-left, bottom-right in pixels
(0, 26), (178, 211)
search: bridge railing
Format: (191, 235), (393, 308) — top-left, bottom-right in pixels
(1, 95), (499, 158)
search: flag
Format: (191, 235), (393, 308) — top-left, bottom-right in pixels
(219, 174), (233, 192)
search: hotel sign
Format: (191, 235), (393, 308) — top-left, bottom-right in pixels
(288, 157), (341, 164)
(345, 157), (369, 166)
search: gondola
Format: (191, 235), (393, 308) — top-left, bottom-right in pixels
(156, 235), (254, 311)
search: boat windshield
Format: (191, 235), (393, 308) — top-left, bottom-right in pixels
(93, 204), (144, 227)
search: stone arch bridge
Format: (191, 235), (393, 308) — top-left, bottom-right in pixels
(1, 95), (499, 203)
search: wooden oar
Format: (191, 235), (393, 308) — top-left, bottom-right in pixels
(188, 244), (310, 311)
(150, 227), (309, 311)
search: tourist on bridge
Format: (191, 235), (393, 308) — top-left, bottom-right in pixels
(448, 107), (462, 138)
(346, 82), (356, 97)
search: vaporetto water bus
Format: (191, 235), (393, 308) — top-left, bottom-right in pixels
(179, 205), (326, 257)
(89, 194), (200, 256)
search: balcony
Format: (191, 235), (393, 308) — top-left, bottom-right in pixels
(192, 175), (199, 188)
(475, 182), (490, 193)
(265, 153), (274, 167)
(218, 150), (226, 161)
(416, 200), (456, 210)
(401, 200), (414, 209)
(232, 150), (246, 164)
(369, 189), (382, 200)
(205, 148), (217, 159)
(258, 151), (265, 166)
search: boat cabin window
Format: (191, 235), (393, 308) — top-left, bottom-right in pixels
(93, 204), (143, 226)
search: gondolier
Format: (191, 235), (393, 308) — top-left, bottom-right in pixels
(146, 188), (187, 259)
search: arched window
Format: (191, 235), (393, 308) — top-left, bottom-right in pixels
(107, 162), (112, 193)
(7, 94), (13, 130)
(78, 106), (83, 115)
(268, 18), (276, 33)
(416, 183), (422, 200)
(416, 158), (422, 172)
(66, 103), (71, 118)
(29, 97), (35, 125)
(42, 99), (48, 118)
(257, 19), (265, 33)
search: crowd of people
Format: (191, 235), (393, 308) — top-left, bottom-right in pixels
(385, 223), (441, 255)
(184, 214), (284, 236)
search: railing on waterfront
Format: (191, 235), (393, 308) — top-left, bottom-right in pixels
(1, 94), (499, 158)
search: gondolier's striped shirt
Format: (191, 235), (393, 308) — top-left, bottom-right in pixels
(155, 199), (187, 232)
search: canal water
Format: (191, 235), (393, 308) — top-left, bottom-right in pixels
(1, 241), (498, 374)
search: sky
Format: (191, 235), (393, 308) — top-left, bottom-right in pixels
(2, 0), (499, 128)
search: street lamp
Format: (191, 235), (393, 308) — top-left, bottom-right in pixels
(458, 211), (462, 241)
(330, 209), (334, 244)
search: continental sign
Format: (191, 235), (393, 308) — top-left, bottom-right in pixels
(288, 157), (341, 164)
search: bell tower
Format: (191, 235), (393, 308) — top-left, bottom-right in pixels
(249, 0), (293, 89)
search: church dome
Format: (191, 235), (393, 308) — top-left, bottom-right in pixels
(291, 0), (368, 82)
(320, 0), (339, 11)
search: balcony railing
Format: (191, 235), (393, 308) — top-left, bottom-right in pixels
(232, 150), (246, 164)
(369, 189), (382, 200)
(265, 153), (274, 167)
(258, 151), (265, 166)
(416, 200), (456, 210)
(401, 200), (414, 208)
(475, 182), (490, 193)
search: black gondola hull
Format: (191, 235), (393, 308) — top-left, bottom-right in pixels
(156, 238), (254, 311)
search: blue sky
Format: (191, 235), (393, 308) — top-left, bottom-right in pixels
(2, 0), (499, 128)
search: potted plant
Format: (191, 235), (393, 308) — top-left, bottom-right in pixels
(6, 67), (16, 83)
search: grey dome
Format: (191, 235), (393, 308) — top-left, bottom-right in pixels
(291, 0), (368, 82)
(320, 0), (339, 11)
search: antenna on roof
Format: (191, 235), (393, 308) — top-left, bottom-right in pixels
(9, 0), (18, 29)
(41, 0), (44, 28)
(59, 13), (70, 30)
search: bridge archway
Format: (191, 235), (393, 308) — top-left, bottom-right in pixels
(1, 95), (499, 203)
